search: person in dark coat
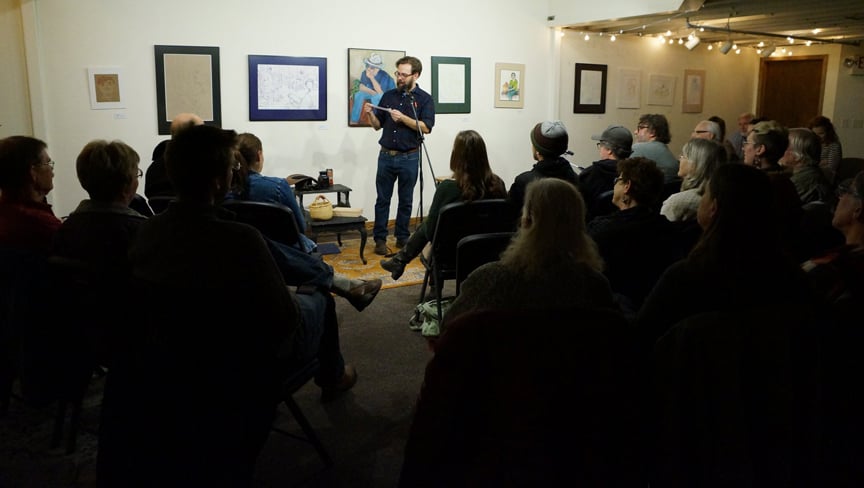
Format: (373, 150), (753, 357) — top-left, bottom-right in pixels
(579, 124), (633, 220)
(508, 120), (578, 213)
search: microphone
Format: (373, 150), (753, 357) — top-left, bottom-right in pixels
(402, 84), (415, 100)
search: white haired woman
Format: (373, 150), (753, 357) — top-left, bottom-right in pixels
(661, 138), (726, 222)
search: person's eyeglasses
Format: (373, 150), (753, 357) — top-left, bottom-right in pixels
(137, 168), (143, 178)
(596, 142), (607, 149)
(692, 130), (710, 134)
(678, 154), (688, 160)
(37, 160), (55, 169)
(836, 181), (862, 199)
(394, 71), (414, 79)
(614, 176), (624, 184)
(742, 141), (755, 146)
(636, 124), (649, 130)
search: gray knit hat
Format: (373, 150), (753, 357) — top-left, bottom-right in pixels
(531, 121), (570, 157)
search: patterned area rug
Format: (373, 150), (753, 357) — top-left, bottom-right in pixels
(322, 236), (426, 289)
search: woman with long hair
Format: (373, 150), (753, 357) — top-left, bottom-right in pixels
(807, 115), (843, 180)
(661, 138), (726, 221)
(781, 128), (832, 204)
(442, 178), (615, 327)
(381, 130), (506, 280)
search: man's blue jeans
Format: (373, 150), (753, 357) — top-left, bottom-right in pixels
(374, 150), (419, 242)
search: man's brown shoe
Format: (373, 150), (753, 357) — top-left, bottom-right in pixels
(345, 279), (382, 312)
(374, 239), (388, 256)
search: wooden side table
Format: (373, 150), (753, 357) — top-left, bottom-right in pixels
(294, 184), (352, 208)
(308, 216), (369, 264)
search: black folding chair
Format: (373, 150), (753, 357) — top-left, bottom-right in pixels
(455, 232), (514, 295)
(146, 195), (174, 214)
(222, 200), (302, 247)
(271, 358), (333, 467)
(417, 199), (517, 323)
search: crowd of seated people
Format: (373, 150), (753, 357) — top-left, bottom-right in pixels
(1, 110), (862, 486)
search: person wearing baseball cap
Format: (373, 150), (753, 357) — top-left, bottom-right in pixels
(579, 125), (633, 220)
(508, 120), (579, 213)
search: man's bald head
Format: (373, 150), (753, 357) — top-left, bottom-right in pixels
(170, 113), (204, 138)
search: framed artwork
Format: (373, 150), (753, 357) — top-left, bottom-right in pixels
(87, 66), (125, 110)
(347, 48), (405, 127)
(248, 55), (327, 121)
(154, 45), (221, 135)
(573, 63), (607, 114)
(617, 68), (641, 109)
(682, 69), (705, 113)
(494, 62), (524, 109)
(431, 56), (471, 114)
(647, 74), (676, 106)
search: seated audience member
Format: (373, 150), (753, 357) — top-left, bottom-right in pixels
(638, 164), (812, 349)
(631, 114), (679, 182)
(707, 115), (739, 163)
(730, 111), (755, 160)
(229, 143), (382, 312)
(807, 115), (843, 180)
(745, 120), (804, 258)
(781, 128), (832, 204)
(802, 171), (864, 485)
(588, 157), (689, 312)
(661, 138), (725, 222)
(381, 130), (507, 280)
(99, 125), (355, 486)
(690, 119), (722, 142)
(143, 112), (203, 198)
(0, 136), (61, 255)
(508, 120), (578, 213)
(54, 140), (147, 272)
(400, 307), (643, 487)
(443, 178), (615, 329)
(580, 124), (633, 220)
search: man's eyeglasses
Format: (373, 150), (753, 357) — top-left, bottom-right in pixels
(37, 160), (55, 169)
(137, 168), (144, 178)
(614, 176), (624, 184)
(596, 142), (609, 149)
(636, 124), (650, 130)
(836, 181), (862, 199)
(394, 71), (414, 79)
(692, 130), (710, 134)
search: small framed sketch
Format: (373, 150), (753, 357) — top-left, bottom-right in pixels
(647, 74), (676, 106)
(682, 69), (705, 113)
(154, 45), (221, 135)
(431, 56), (471, 114)
(573, 63), (607, 114)
(87, 67), (125, 110)
(494, 62), (524, 109)
(617, 68), (641, 109)
(249, 55), (327, 121)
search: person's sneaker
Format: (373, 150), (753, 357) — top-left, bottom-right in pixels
(320, 364), (357, 402)
(395, 239), (407, 249)
(374, 239), (388, 256)
(345, 279), (382, 312)
(381, 256), (406, 280)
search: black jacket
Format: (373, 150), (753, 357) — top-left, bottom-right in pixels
(508, 157), (579, 212)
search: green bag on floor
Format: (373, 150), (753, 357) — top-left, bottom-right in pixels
(408, 297), (455, 337)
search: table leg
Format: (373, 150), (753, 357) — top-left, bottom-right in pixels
(358, 225), (368, 265)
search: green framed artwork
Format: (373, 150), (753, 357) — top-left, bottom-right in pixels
(431, 56), (471, 114)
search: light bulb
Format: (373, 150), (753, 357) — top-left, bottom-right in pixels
(732, 43), (738, 50)
(735, 49), (741, 54)
(787, 37), (794, 44)
(669, 39), (674, 44)
(707, 44), (713, 50)
(665, 30), (672, 36)
(758, 41), (765, 47)
(610, 34), (617, 42)
(805, 40), (812, 46)
(584, 34), (590, 41)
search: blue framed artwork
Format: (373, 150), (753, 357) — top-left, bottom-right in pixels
(248, 55), (327, 121)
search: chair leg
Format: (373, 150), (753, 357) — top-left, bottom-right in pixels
(283, 397), (333, 467)
(51, 400), (67, 449)
(64, 398), (83, 454)
(434, 271), (445, 324)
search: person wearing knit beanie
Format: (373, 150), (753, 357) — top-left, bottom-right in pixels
(509, 120), (579, 213)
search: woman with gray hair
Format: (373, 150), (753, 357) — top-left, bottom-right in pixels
(781, 128), (832, 204)
(661, 138), (726, 222)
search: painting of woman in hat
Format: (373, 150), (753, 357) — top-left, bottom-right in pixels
(349, 49), (401, 125)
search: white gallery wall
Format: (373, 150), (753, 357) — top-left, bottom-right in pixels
(14, 0), (553, 217)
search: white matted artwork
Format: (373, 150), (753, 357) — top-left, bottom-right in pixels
(647, 74), (676, 106)
(682, 69), (705, 113)
(87, 66), (125, 110)
(617, 68), (641, 109)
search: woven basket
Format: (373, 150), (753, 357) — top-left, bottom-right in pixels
(309, 195), (334, 221)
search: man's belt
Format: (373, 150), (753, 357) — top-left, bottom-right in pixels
(380, 147), (419, 156)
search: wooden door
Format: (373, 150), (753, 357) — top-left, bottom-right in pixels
(757, 56), (827, 127)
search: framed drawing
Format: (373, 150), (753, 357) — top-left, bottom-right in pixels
(573, 63), (607, 114)
(348, 48), (405, 126)
(248, 55), (327, 121)
(617, 68), (641, 109)
(682, 69), (705, 113)
(494, 62), (524, 109)
(431, 56), (471, 114)
(87, 66), (125, 110)
(647, 74), (676, 106)
(154, 45), (221, 135)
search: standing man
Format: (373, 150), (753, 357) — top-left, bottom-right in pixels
(364, 56), (435, 256)
(631, 114), (679, 182)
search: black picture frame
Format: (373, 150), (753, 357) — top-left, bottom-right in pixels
(431, 56), (471, 114)
(573, 63), (607, 114)
(248, 55), (327, 121)
(154, 45), (221, 135)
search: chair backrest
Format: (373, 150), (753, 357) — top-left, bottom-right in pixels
(146, 195), (174, 214)
(835, 157), (864, 186)
(455, 232), (514, 293)
(222, 200), (301, 247)
(430, 199), (517, 274)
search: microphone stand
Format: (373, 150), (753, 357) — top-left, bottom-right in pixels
(406, 88), (436, 229)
